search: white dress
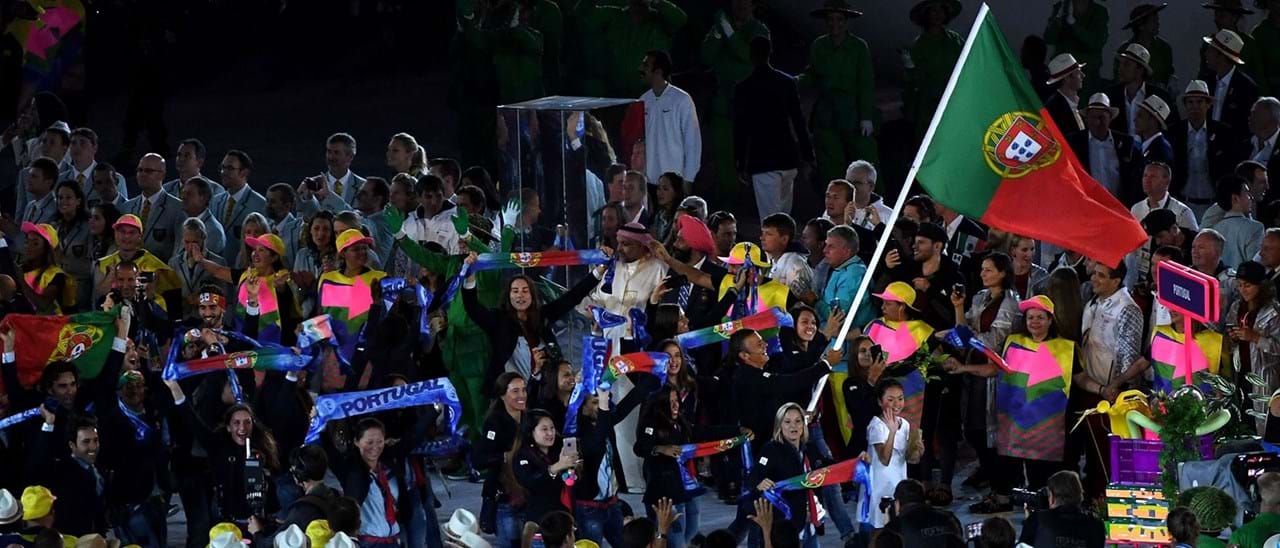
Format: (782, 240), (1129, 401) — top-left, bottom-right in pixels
(867, 415), (909, 528)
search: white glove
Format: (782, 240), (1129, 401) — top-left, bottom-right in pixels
(501, 198), (522, 229)
(860, 120), (874, 137)
(719, 14), (735, 38)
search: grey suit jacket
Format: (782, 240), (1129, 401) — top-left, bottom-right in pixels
(273, 213), (305, 269)
(60, 162), (129, 210)
(210, 186), (267, 265)
(169, 249), (227, 302)
(164, 176), (226, 199)
(298, 171), (365, 218)
(188, 209), (227, 259)
(123, 191), (185, 262)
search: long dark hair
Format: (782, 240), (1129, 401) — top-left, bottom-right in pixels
(657, 172), (687, 214)
(638, 385), (688, 439)
(53, 180), (89, 225)
(659, 339), (697, 395)
(303, 210), (337, 256)
(489, 371), (525, 414)
(91, 203), (121, 257)
(219, 403), (281, 472)
(461, 166), (501, 212)
(982, 252), (1016, 294)
(650, 303), (683, 345)
(540, 360), (573, 404)
(501, 274), (544, 345)
(502, 409), (556, 502)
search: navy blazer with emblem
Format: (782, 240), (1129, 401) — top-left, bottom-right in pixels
(1104, 82), (1179, 134)
(1209, 69), (1260, 137)
(1167, 118), (1241, 199)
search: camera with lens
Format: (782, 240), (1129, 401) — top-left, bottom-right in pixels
(1010, 487), (1050, 510)
(879, 496), (897, 521)
(244, 441), (268, 518)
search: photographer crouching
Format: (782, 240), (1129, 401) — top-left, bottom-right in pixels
(883, 479), (963, 545)
(1017, 471), (1104, 548)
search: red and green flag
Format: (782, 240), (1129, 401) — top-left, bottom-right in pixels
(0, 309), (118, 387)
(914, 4), (1146, 267)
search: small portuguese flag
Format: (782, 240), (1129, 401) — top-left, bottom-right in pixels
(916, 4), (1146, 267)
(0, 309), (119, 387)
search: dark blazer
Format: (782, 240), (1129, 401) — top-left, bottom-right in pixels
(1167, 119), (1241, 199)
(633, 410), (738, 505)
(1104, 82), (1178, 134)
(1138, 132), (1176, 177)
(463, 272), (600, 394)
(1043, 90), (1085, 135)
(747, 440), (831, 533)
(513, 445), (570, 522)
(733, 65), (814, 174)
(1066, 129), (1144, 204)
(327, 406), (436, 527)
(1209, 69), (1260, 135)
(26, 425), (109, 537)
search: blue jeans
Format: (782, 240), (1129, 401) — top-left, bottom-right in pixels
(113, 499), (167, 548)
(809, 423), (855, 539)
(496, 503), (526, 548)
(401, 485), (442, 548)
(683, 496), (701, 543)
(646, 502), (687, 548)
(574, 503), (624, 548)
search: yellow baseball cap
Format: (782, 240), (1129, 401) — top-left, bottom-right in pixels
(207, 522), (246, 546)
(245, 234), (285, 257)
(306, 519), (333, 548)
(1019, 295), (1056, 315)
(873, 281), (918, 310)
(21, 485), (55, 521)
(719, 242), (771, 268)
(336, 228), (374, 254)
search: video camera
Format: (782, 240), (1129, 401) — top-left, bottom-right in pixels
(1010, 487), (1051, 511)
(244, 438), (268, 518)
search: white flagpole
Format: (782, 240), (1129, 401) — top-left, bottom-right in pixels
(809, 4), (992, 411)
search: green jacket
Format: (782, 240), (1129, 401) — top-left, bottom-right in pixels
(458, 0), (545, 103)
(905, 29), (964, 133)
(700, 10), (770, 116)
(395, 227), (513, 347)
(799, 32), (876, 133)
(1044, 1), (1109, 81)
(575, 0), (687, 97)
(528, 0), (564, 95)
(1252, 18), (1280, 95)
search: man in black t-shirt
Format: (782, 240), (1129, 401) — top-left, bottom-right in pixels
(1019, 471), (1106, 548)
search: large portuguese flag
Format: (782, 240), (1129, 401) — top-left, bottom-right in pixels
(0, 309), (119, 387)
(916, 4), (1146, 267)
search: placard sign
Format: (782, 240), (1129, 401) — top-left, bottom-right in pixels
(1155, 260), (1221, 387)
(1155, 261), (1219, 323)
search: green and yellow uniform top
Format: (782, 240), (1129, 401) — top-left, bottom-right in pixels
(24, 265), (76, 314)
(96, 249), (180, 310)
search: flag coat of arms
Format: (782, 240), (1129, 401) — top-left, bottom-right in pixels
(0, 309), (117, 386)
(914, 4), (1146, 267)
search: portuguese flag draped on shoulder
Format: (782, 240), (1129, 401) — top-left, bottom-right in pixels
(916, 4), (1146, 267)
(0, 309), (119, 387)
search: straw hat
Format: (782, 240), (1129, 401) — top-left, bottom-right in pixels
(0, 489), (20, 525)
(1183, 79), (1213, 101)
(1116, 43), (1154, 75)
(1138, 95), (1172, 129)
(1046, 53), (1085, 85)
(1204, 29), (1246, 64)
(1083, 92), (1120, 118)
(810, 0), (863, 18)
(1122, 3), (1167, 30)
(445, 509), (479, 538)
(273, 524), (307, 548)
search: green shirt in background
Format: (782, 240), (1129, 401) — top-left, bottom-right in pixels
(1252, 18), (1280, 96)
(701, 10), (770, 116)
(1228, 511), (1280, 548)
(1045, 0), (1109, 87)
(575, 0), (687, 97)
(799, 31), (876, 133)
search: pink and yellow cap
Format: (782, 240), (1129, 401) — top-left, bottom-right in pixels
(246, 234), (286, 257)
(20, 222), (58, 248)
(719, 242), (771, 267)
(113, 214), (143, 231)
(873, 281), (918, 310)
(1018, 295), (1056, 315)
(336, 228), (374, 254)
